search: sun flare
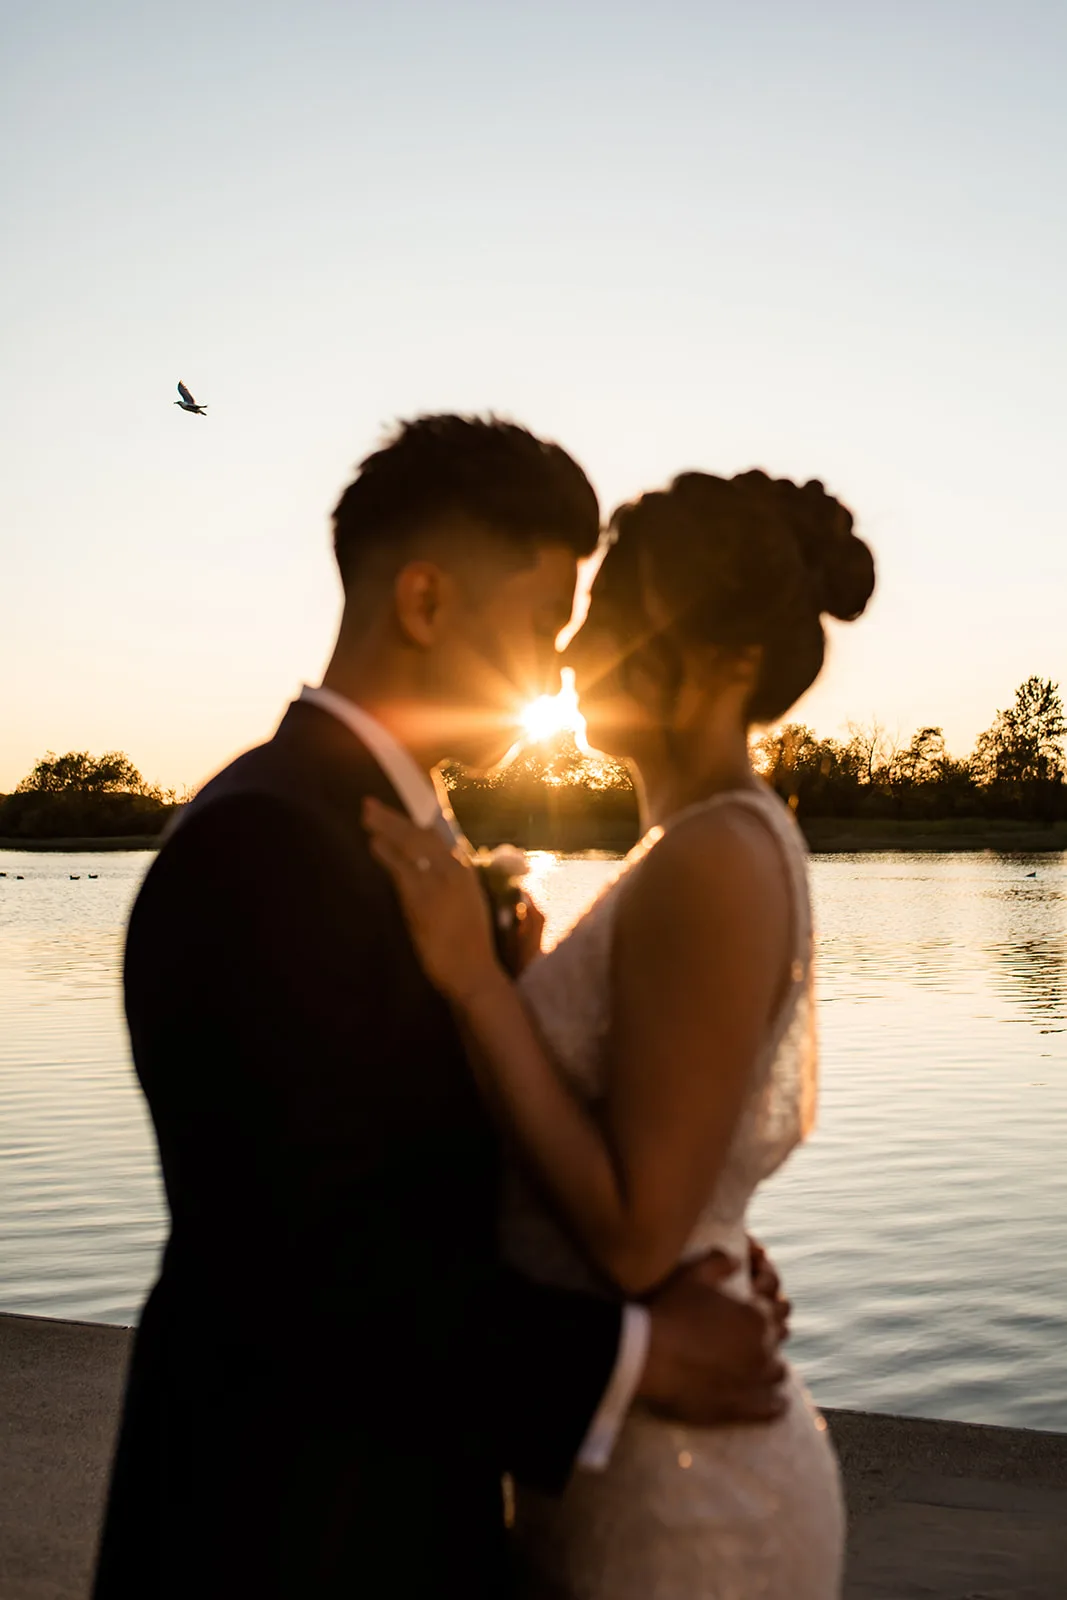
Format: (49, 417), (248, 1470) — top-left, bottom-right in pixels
(521, 668), (589, 749)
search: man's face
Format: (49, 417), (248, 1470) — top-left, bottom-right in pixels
(410, 541), (580, 769)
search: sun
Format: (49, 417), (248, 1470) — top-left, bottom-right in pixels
(521, 668), (589, 748)
(522, 695), (572, 742)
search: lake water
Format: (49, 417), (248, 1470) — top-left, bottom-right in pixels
(1, 846), (1065, 1431)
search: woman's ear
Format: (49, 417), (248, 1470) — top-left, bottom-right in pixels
(393, 561), (446, 647)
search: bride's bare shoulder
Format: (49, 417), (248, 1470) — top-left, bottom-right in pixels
(618, 799), (791, 946)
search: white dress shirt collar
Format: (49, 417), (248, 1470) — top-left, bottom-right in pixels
(298, 684), (442, 828)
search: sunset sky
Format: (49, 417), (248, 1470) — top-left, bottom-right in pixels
(3, 1), (1064, 792)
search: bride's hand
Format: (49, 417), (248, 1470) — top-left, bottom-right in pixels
(362, 798), (504, 1006)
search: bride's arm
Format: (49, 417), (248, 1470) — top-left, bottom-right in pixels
(364, 798), (789, 1297)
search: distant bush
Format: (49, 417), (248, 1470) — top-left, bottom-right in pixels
(0, 751), (178, 839)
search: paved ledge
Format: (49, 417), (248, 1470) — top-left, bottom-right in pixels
(826, 1407), (1067, 1597)
(2, 1311), (1065, 1598)
(1, 1315), (130, 1600)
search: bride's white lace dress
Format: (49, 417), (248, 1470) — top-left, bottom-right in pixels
(506, 786), (844, 1599)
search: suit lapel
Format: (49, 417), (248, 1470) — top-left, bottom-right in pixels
(273, 700), (416, 839)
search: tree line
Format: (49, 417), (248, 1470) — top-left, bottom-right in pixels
(753, 676), (1066, 822)
(1, 676), (1063, 843)
(0, 752), (180, 839)
(445, 734), (640, 851)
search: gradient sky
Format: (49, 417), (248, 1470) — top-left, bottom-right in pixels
(3, 1), (1064, 792)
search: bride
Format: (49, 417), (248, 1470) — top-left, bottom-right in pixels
(364, 467), (875, 1599)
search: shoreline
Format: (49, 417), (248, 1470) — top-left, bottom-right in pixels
(2, 821), (1066, 856)
(2, 1310), (1064, 1598)
(800, 818), (1067, 854)
(0, 835), (168, 852)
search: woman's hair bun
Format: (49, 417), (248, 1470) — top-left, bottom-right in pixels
(775, 476), (875, 623)
(604, 466), (876, 726)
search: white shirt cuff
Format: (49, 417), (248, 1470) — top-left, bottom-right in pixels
(575, 1304), (651, 1471)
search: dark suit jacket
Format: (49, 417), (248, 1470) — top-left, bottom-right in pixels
(92, 700), (621, 1600)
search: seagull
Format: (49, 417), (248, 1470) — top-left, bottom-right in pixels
(174, 380), (208, 416)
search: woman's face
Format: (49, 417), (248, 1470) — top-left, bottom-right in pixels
(561, 538), (671, 760)
(563, 533), (759, 762)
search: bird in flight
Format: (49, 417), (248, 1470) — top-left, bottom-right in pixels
(174, 380), (208, 416)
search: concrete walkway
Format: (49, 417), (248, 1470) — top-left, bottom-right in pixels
(2, 1311), (1065, 1598)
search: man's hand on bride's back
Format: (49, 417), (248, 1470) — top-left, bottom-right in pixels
(747, 1235), (791, 1348)
(637, 1251), (788, 1427)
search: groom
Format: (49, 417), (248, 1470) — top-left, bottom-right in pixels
(92, 415), (789, 1599)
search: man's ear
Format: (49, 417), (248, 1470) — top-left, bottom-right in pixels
(393, 561), (448, 647)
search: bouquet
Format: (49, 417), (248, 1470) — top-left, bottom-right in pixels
(473, 844), (531, 976)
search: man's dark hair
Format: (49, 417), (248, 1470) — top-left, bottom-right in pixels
(331, 414), (601, 599)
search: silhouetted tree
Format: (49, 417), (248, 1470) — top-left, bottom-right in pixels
(0, 751), (176, 839)
(753, 724), (868, 816)
(969, 678), (1066, 820)
(444, 734), (638, 849)
(844, 719), (895, 785)
(754, 685), (1065, 826)
(15, 750), (166, 798)
(890, 727), (948, 785)
(972, 678), (1066, 787)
